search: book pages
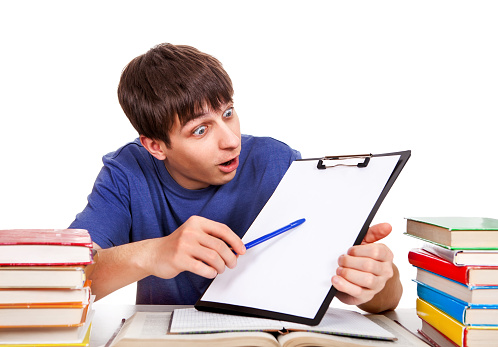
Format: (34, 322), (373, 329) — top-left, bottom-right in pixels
(278, 315), (428, 347)
(170, 307), (396, 341)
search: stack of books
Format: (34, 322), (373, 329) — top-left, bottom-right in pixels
(405, 217), (498, 347)
(0, 229), (94, 346)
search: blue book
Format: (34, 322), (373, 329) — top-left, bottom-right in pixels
(415, 267), (498, 305)
(417, 282), (498, 326)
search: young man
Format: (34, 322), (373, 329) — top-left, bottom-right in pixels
(70, 43), (402, 313)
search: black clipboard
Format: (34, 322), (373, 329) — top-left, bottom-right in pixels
(195, 150), (411, 325)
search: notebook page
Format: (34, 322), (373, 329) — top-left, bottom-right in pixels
(170, 308), (283, 333)
(170, 308), (395, 340)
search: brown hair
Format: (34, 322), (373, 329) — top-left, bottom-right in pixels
(117, 43), (234, 147)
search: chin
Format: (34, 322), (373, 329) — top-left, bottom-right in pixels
(216, 171), (237, 186)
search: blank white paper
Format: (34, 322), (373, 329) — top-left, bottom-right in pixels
(200, 155), (401, 319)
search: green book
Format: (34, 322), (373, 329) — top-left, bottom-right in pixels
(405, 217), (498, 250)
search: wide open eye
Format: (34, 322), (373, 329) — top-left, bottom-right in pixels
(193, 125), (207, 136)
(223, 107), (233, 118)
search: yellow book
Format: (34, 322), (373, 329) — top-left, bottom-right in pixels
(0, 323), (91, 347)
(416, 298), (498, 347)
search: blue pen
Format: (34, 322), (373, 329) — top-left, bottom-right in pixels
(244, 218), (306, 250)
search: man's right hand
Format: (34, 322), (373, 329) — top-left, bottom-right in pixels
(88, 216), (245, 300)
(141, 215), (246, 279)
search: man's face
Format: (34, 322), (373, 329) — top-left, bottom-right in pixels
(162, 102), (241, 190)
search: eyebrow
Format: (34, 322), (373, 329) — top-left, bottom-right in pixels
(191, 111), (212, 124)
(192, 102), (233, 119)
(180, 112), (211, 132)
(182, 102), (234, 129)
(192, 110), (210, 119)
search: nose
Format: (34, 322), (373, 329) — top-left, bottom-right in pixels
(218, 121), (240, 150)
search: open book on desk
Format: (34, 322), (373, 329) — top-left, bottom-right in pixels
(109, 307), (428, 347)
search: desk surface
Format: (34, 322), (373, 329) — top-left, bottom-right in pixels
(90, 304), (428, 347)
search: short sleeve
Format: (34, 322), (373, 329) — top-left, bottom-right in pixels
(69, 161), (132, 249)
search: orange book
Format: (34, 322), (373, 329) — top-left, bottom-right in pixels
(0, 281), (91, 305)
(0, 299), (92, 328)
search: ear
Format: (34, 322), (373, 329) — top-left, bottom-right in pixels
(140, 135), (167, 160)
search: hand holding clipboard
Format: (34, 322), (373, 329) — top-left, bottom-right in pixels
(197, 151), (410, 325)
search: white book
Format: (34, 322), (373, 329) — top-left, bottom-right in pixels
(422, 242), (498, 266)
(0, 284), (91, 304)
(0, 266), (86, 289)
(416, 268), (498, 305)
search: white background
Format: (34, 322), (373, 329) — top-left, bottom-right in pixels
(1, 1), (497, 310)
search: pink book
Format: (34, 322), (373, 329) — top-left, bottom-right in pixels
(0, 229), (93, 265)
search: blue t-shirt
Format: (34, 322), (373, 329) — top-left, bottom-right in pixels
(70, 135), (300, 304)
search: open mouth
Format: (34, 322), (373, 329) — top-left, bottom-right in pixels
(221, 159), (234, 166)
(218, 156), (239, 173)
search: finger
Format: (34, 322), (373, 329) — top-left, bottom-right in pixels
(332, 274), (368, 301)
(192, 244), (229, 275)
(338, 253), (386, 276)
(336, 266), (384, 291)
(333, 290), (358, 306)
(362, 223), (392, 244)
(346, 243), (393, 262)
(197, 232), (238, 269)
(203, 220), (246, 255)
(175, 252), (218, 278)
(177, 253), (218, 279)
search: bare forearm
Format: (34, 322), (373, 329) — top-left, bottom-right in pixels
(88, 241), (152, 301)
(357, 264), (402, 313)
(86, 217), (246, 301)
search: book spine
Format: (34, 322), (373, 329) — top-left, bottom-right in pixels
(422, 243), (457, 263)
(416, 298), (464, 347)
(409, 249), (469, 285)
(417, 283), (467, 324)
(419, 320), (460, 347)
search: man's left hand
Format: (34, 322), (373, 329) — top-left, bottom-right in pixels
(332, 223), (396, 307)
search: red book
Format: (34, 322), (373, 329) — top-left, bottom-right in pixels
(0, 229), (93, 266)
(408, 248), (498, 286)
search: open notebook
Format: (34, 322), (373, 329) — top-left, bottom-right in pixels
(169, 308), (395, 339)
(109, 308), (429, 347)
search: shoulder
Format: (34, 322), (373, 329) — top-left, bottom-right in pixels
(94, 138), (158, 190)
(100, 138), (158, 175)
(103, 138), (150, 165)
(242, 135), (301, 161)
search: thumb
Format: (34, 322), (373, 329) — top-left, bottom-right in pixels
(362, 223), (392, 244)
